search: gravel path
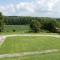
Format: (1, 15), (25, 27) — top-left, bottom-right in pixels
(0, 49), (59, 58)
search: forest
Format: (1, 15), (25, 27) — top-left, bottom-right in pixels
(4, 16), (60, 25)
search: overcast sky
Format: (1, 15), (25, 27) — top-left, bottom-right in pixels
(0, 0), (60, 18)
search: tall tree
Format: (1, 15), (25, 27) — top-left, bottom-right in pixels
(30, 20), (41, 33)
(0, 12), (4, 32)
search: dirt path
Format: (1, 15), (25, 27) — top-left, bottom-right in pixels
(3, 34), (60, 38)
(0, 36), (6, 46)
(0, 49), (59, 58)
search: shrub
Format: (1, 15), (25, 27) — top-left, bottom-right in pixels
(13, 29), (16, 32)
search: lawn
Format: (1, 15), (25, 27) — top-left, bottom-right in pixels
(0, 52), (60, 60)
(0, 36), (60, 60)
(0, 36), (60, 54)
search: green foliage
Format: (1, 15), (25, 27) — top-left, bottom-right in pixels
(40, 19), (58, 33)
(0, 12), (4, 32)
(12, 29), (16, 32)
(3, 16), (60, 33)
(4, 16), (60, 27)
(44, 23), (56, 32)
(4, 16), (33, 25)
(30, 20), (41, 33)
(0, 12), (2, 16)
(30, 19), (58, 33)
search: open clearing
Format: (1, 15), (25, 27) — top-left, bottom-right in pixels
(0, 34), (60, 60)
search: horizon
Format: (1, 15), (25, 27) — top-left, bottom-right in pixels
(3, 15), (60, 18)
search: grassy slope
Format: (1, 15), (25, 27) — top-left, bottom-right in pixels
(0, 36), (60, 54)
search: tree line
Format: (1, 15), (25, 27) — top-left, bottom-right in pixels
(4, 16), (39, 25)
(0, 12), (60, 33)
(4, 16), (60, 25)
(4, 16), (60, 33)
(30, 20), (58, 33)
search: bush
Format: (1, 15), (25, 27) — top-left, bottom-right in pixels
(13, 29), (16, 32)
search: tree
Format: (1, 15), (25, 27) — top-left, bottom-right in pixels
(30, 20), (41, 33)
(0, 12), (4, 32)
(41, 20), (56, 33)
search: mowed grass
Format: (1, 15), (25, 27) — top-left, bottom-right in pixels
(0, 36), (60, 60)
(0, 53), (60, 60)
(0, 36), (60, 54)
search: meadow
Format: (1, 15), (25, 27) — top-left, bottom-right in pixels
(1, 25), (30, 34)
(1, 25), (59, 35)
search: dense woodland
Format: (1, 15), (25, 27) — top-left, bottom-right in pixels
(4, 16), (60, 25)
(3, 16), (60, 33)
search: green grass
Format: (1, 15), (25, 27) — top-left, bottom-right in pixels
(0, 52), (60, 60)
(20, 53), (60, 60)
(0, 36), (60, 60)
(0, 36), (60, 54)
(1, 25), (30, 34)
(1, 25), (59, 35)
(0, 25), (59, 35)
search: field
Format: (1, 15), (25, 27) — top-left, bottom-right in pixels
(2, 25), (30, 34)
(1, 25), (59, 35)
(0, 25), (60, 60)
(0, 36), (60, 60)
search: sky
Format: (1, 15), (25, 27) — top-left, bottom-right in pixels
(0, 0), (60, 18)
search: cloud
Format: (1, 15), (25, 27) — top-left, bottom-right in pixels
(48, 0), (59, 11)
(35, 0), (59, 12)
(16, 2), (34, 12)
(0, 0), (60, 17)
(0, 4), (16, 15)
(0, 2), (35, 15)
